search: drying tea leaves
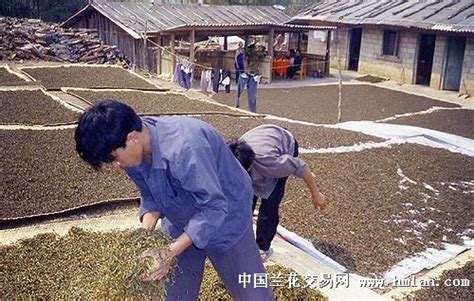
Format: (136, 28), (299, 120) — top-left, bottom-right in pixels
(0, 67), (27, 85)
(0, 90), (80, 125)
(0, 227), (175, 299)
(69, 89), (237, 115)
(199, 262), (327, 300)
(21, 66), (161, 90)
(279, 144), (473, 276)
(386, 109), (474, 139)
(1, 129), (138, 220)
(213, 84), (457, 123)
(404, 261), (473, 301)
(197, 115), (383, 149)
(355, 75), (387, 84)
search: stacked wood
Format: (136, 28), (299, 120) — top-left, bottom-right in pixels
(0, 17), (130, 66)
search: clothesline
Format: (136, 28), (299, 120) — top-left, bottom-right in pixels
(84, 28), (329, 73)
(146, 37), (214, 71)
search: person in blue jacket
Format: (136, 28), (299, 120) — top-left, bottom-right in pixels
(75, 100), (273, 300)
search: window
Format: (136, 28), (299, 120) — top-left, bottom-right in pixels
(382, 30), (399, 56)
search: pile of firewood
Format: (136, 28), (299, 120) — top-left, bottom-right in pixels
(0, 17), (129, 66)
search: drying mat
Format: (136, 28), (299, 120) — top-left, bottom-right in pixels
(0, 66), (28, 85)
(277, 144), (473, 277)
(404, 261), (473, 300)
(212, 84), (458, 124)
(0, 128), (138, 221)
(0, 89), (80, 125)
(20, 65), (165, 91)
(199, 262), (327, 300)
(66, 88), (247, 116)
(196, 115), (384, 149)
(385, 109), (474, 140)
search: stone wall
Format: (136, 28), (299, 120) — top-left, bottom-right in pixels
(328, 28), (349, 71)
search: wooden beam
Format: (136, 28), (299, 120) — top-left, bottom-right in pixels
(268, 28), (274, 58)
(171, 33), (176, 75)
(189, 28), (195, 63)
(325, 30), (331, 76)
(157, 36), (162, 75)
(143, 21), (148, 71)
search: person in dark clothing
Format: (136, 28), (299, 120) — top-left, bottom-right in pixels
(228, 124), (327, 261)
(286, 49), (303, 79)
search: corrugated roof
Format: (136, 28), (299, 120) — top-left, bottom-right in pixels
(292, 0), (474, 33)
(63, 1), (317, 38)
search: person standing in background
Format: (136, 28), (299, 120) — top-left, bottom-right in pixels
(235, 42), (246, 84)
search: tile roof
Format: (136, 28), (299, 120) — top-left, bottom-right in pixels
(292, 0), (474, 33)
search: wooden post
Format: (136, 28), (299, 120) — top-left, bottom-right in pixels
(325, 30), (331, 76)
(171, 33), (176, 75)
(268, 28), (274, 58)
(189, 28), (195, 63)
(224, 36), (228, 51)
(156, 36), (162, 75)
(335, 28), (343, 123)
(143, 21), (148, 71)
(268, 28), (274, 83)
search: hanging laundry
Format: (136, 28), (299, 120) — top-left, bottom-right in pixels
(200, 70), (212, 93)
(236, 73), (261, 113)
(174, 63), (183, 87)
(220, 69), (231, 93)
(212, 67), (221, 93)
(174, 60), (193, 90)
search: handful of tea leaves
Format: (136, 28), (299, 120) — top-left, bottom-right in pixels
(0, 227), (176, 299)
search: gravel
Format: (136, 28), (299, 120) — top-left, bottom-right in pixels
(212, 84), (458, 124)
(279, 144), (473, 276)
(0, 129), (138, 221)
(21, 66), (162, 90)
(197, 115), (383, 149)
(69, 89), (240, 115)
(385, 109), (474, 139)
(0, 90), (80, 125)
(0, 67), (26, 85)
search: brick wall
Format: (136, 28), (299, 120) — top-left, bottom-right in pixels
(329, 28), (349, 71)
(358, 28), (417, 84)
(313, 21), (473, 93)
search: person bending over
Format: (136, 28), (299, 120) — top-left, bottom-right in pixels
(75, 100), (273, 300)
(228, 124), (327, 260)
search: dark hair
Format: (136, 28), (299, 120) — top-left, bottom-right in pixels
(75, 99), (142, 171)
(227, 139), (255, 170)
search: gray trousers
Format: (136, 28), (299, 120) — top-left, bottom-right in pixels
(165, 225), (274, 300)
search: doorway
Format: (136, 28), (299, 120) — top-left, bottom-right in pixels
(415, 34), (436, 86)
(443, 36), (466, 91)
(348, 28), (362, 71)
